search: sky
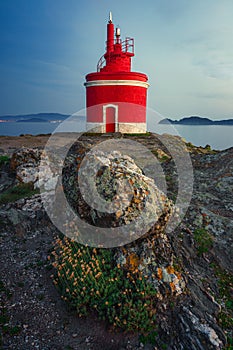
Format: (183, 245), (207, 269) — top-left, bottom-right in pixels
(0, 0), (233, 120)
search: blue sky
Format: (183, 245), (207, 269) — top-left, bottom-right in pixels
(0, 0), (233, 119)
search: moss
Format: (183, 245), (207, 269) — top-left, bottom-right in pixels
(0, 155), (10, 167)
(193, 228), (213, 255)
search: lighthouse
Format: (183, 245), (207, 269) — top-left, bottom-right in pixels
(84, 13), (149, 133)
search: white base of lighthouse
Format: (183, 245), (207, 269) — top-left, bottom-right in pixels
(86, 122), (147, 134)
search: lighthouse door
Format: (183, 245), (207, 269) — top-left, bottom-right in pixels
(106, 107), (115, 133)
(103, 104), (118, 133)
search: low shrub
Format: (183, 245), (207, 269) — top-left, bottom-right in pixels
(50, 236), (158, 333)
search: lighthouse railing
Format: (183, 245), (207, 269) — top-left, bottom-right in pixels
(97, 37), (134, 72)
(122, 37), (134, 54)
(97, 55), (106, 72)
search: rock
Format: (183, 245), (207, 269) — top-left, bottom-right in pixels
(0, 160), (15, 193)
(64, 149), (174, 231)
(6, 208), (22, 225)
(9, 148), (61, 192)
(63, 148), (185, 296)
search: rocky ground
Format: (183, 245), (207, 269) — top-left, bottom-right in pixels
(0, 133), (232, 350)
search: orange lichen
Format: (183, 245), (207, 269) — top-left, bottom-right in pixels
(176, 272), (182, 280)
(128, 178), (134, 185)
(126, 253), (140, 271)
(169, 282), (176, 292)
(166, 266), (175, 274)
(115, 210), (123, 219)
(157, 267), (163, 280)
(134, 198), (141, 204)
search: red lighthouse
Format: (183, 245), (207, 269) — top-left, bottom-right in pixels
(84, 12), (149, 133)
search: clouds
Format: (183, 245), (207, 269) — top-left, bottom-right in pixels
(193, 57), (233, 80)
(0, 0), (232, 118)
(182, 28), (233, 81)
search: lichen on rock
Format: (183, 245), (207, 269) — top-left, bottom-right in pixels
(63, 148), (185, 295)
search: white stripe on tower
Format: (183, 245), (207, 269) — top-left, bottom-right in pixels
(84, 80), (149, 88)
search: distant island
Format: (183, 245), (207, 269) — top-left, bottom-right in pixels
(17, 118), (50, 123)
(159, 116), (233, 125)
(1, 113), (233, 125)
(0, 113), (69, 123)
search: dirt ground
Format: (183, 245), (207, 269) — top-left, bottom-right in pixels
(0, 134), (51, 154)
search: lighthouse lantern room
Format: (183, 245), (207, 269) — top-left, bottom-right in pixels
(84, 13), (149, 133)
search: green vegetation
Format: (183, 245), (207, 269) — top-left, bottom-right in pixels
(193, 228), (213, 255)
(83, 132), (151, 137)
(51, 236), (158, 333)
(151, 149), (170, 162)
(210, 263), (233, 349)
(185, 142), (218, 154)
(124, 132), (151, 137)
(0, 182), (39, 205)
(224, 336), (233, 350)
(139, 330), (158, 345)
(0, 155), (10, 167)
(204, 144), (211, 150)
(186, 142), (195, 148)
(82, 132), (103, 137)
(215, 267), (233, 329)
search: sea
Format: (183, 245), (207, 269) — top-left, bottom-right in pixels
(0, 121), (232, 151)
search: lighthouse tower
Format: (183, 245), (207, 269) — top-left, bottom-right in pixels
(84, 13), (149, 133)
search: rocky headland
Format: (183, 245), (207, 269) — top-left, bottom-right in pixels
(0, 133), (232, 350)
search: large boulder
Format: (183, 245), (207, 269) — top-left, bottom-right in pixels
(63, 149), (184, 295)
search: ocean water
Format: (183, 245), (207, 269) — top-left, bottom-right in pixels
(0, 121), (232, 151)
(0, 121), (82, 136)
(151, 124), (233, 150)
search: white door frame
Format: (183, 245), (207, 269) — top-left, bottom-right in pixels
(103, 104), (118, 132)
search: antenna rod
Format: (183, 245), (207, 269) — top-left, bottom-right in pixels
(109, 11), (112, 23)
(107, 12), (114, 53)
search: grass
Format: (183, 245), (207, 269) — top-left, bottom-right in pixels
(0, 182), (39, 205)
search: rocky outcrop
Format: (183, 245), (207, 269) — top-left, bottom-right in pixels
(0, 135), (232, 350)
(63, 149), (185, 297)
(9, 147), (60, 192)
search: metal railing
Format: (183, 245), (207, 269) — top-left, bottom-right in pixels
(122, 37), (134, 54)
(97, 55), (106, 72)
(97, 37), (134, 72)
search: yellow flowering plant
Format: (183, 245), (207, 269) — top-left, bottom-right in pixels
(51, 236), (158, 332)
